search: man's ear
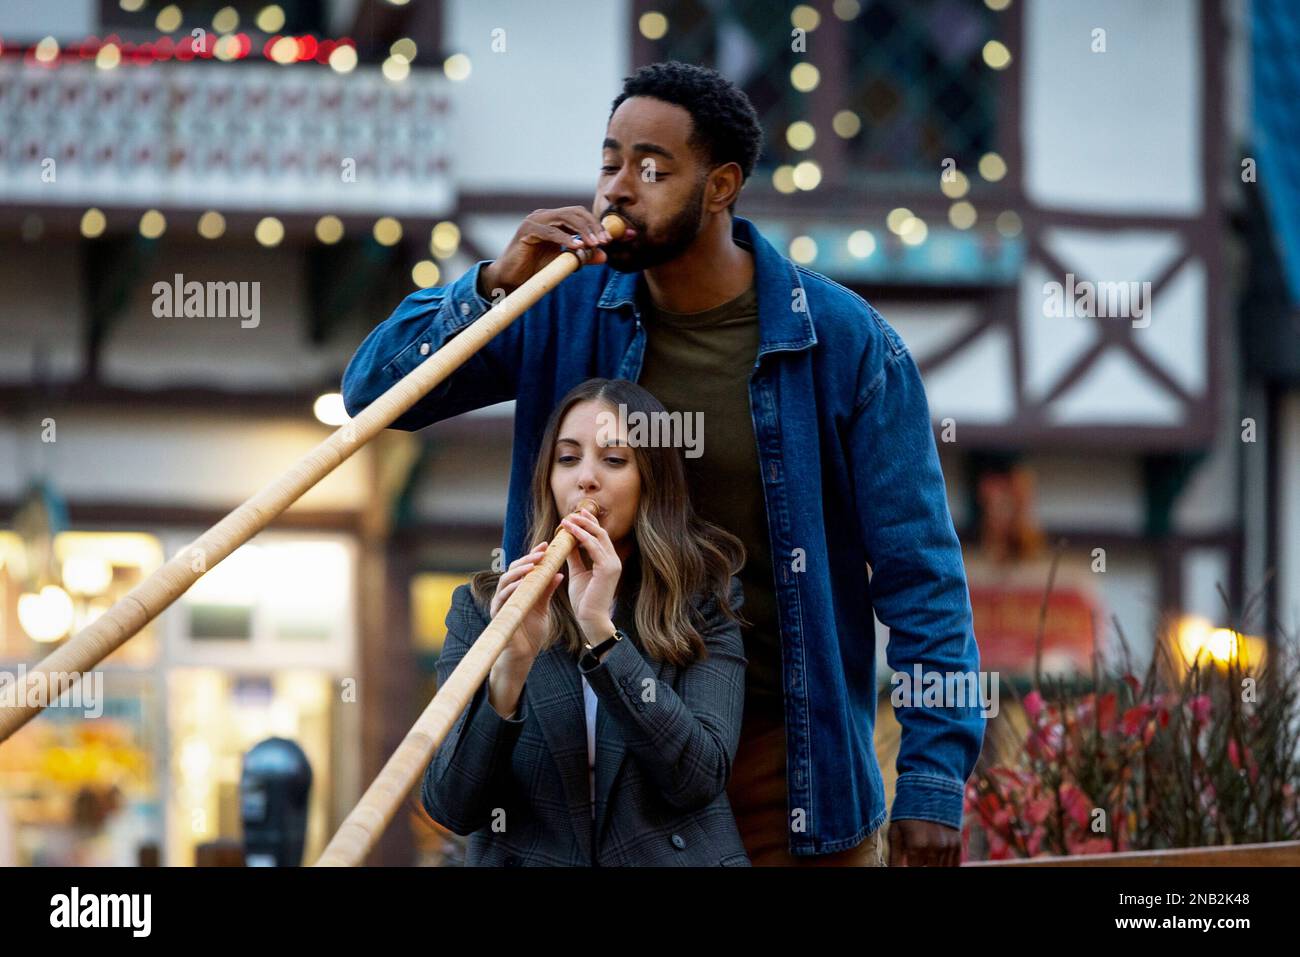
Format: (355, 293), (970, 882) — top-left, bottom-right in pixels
(707, 162), (744, 212)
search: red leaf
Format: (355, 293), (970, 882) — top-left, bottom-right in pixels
(1121, 704), (1152, 736)
(1097, 692), (1118, 732)
(1024, 689), (1044, 722)
(1189, 695), (1212, 724)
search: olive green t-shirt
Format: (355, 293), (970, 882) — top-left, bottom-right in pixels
(635, 281), (783, 722)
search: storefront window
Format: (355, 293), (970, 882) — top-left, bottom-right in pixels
(0, 531), (164, 865)
(167, 668), (333, 867)
(163, 533), (356, 865)
(0, 675), (161, 866)
(0, 529), (357, 866)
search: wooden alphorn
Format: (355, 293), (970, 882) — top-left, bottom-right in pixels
(0, 214), (626, 744)
(314, 496), (602, 867)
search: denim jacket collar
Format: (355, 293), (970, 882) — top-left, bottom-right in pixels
(595, 214), (818, 359)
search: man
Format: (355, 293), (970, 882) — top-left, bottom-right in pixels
(343, 61), (984, 866)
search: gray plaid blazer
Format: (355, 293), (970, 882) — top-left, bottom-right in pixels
(421, 575), (751, 866)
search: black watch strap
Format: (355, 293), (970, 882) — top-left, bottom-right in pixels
(581, 628), (625, 668)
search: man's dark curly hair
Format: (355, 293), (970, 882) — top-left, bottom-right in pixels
(609, 61), (763, 212)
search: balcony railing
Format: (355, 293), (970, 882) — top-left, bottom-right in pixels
(0, 58), (452, 216)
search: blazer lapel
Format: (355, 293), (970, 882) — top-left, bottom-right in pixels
(525, 643), (595, 861)
(591, 694), (627, 849)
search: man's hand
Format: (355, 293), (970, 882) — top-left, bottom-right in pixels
(479, 206), (633, 299)
(887, 819), (962, 866)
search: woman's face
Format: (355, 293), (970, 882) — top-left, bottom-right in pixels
(549, 399), (641, 548)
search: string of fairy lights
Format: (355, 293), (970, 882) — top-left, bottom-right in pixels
(638, 0), (1023, 266)
(8, 5), (437, 74)
(72, 208), (462, 294)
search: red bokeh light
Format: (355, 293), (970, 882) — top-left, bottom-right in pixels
(3, 31), (354, 67)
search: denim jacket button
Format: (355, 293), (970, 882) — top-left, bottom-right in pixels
(670, 834), (686, 850)
(419, 342), (431, 356)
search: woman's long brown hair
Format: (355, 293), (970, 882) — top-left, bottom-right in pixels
(469, 378), (746, 665)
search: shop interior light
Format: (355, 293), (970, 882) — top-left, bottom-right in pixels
(1176, 615), (1266, 668)
(18, 585), (75, 643)
(61, 555), (113, 596)
(313, 392), (350, 426)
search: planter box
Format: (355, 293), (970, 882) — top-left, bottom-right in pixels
(964, 840), (1300, 866)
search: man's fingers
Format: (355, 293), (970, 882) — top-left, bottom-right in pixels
(915, 835), (941, 866)
(519, 208), (612, 254)
(522, 220), (583, 249)
(887, 823), (904, 867)
(559, 206), (604, 242)
(544, 209), (601, 246)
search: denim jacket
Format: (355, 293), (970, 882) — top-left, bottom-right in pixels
(342, 215), (985, 854)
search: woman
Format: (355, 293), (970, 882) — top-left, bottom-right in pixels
(421, 378), (750, 866)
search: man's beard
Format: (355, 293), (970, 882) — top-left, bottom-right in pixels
(603, 178), (706, 273)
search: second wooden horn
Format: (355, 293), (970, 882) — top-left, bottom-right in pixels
(0, 214), (626, 744)
(313, 496), (603, 866)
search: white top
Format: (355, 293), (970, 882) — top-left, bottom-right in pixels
(581, 674), (598, 817)
(582, 600), (618, 819)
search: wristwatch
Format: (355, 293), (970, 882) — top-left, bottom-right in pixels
(579, 628), (625, 670)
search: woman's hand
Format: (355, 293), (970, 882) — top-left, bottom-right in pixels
(490, 542), (564, 670)
(559, 508), (621, 642)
